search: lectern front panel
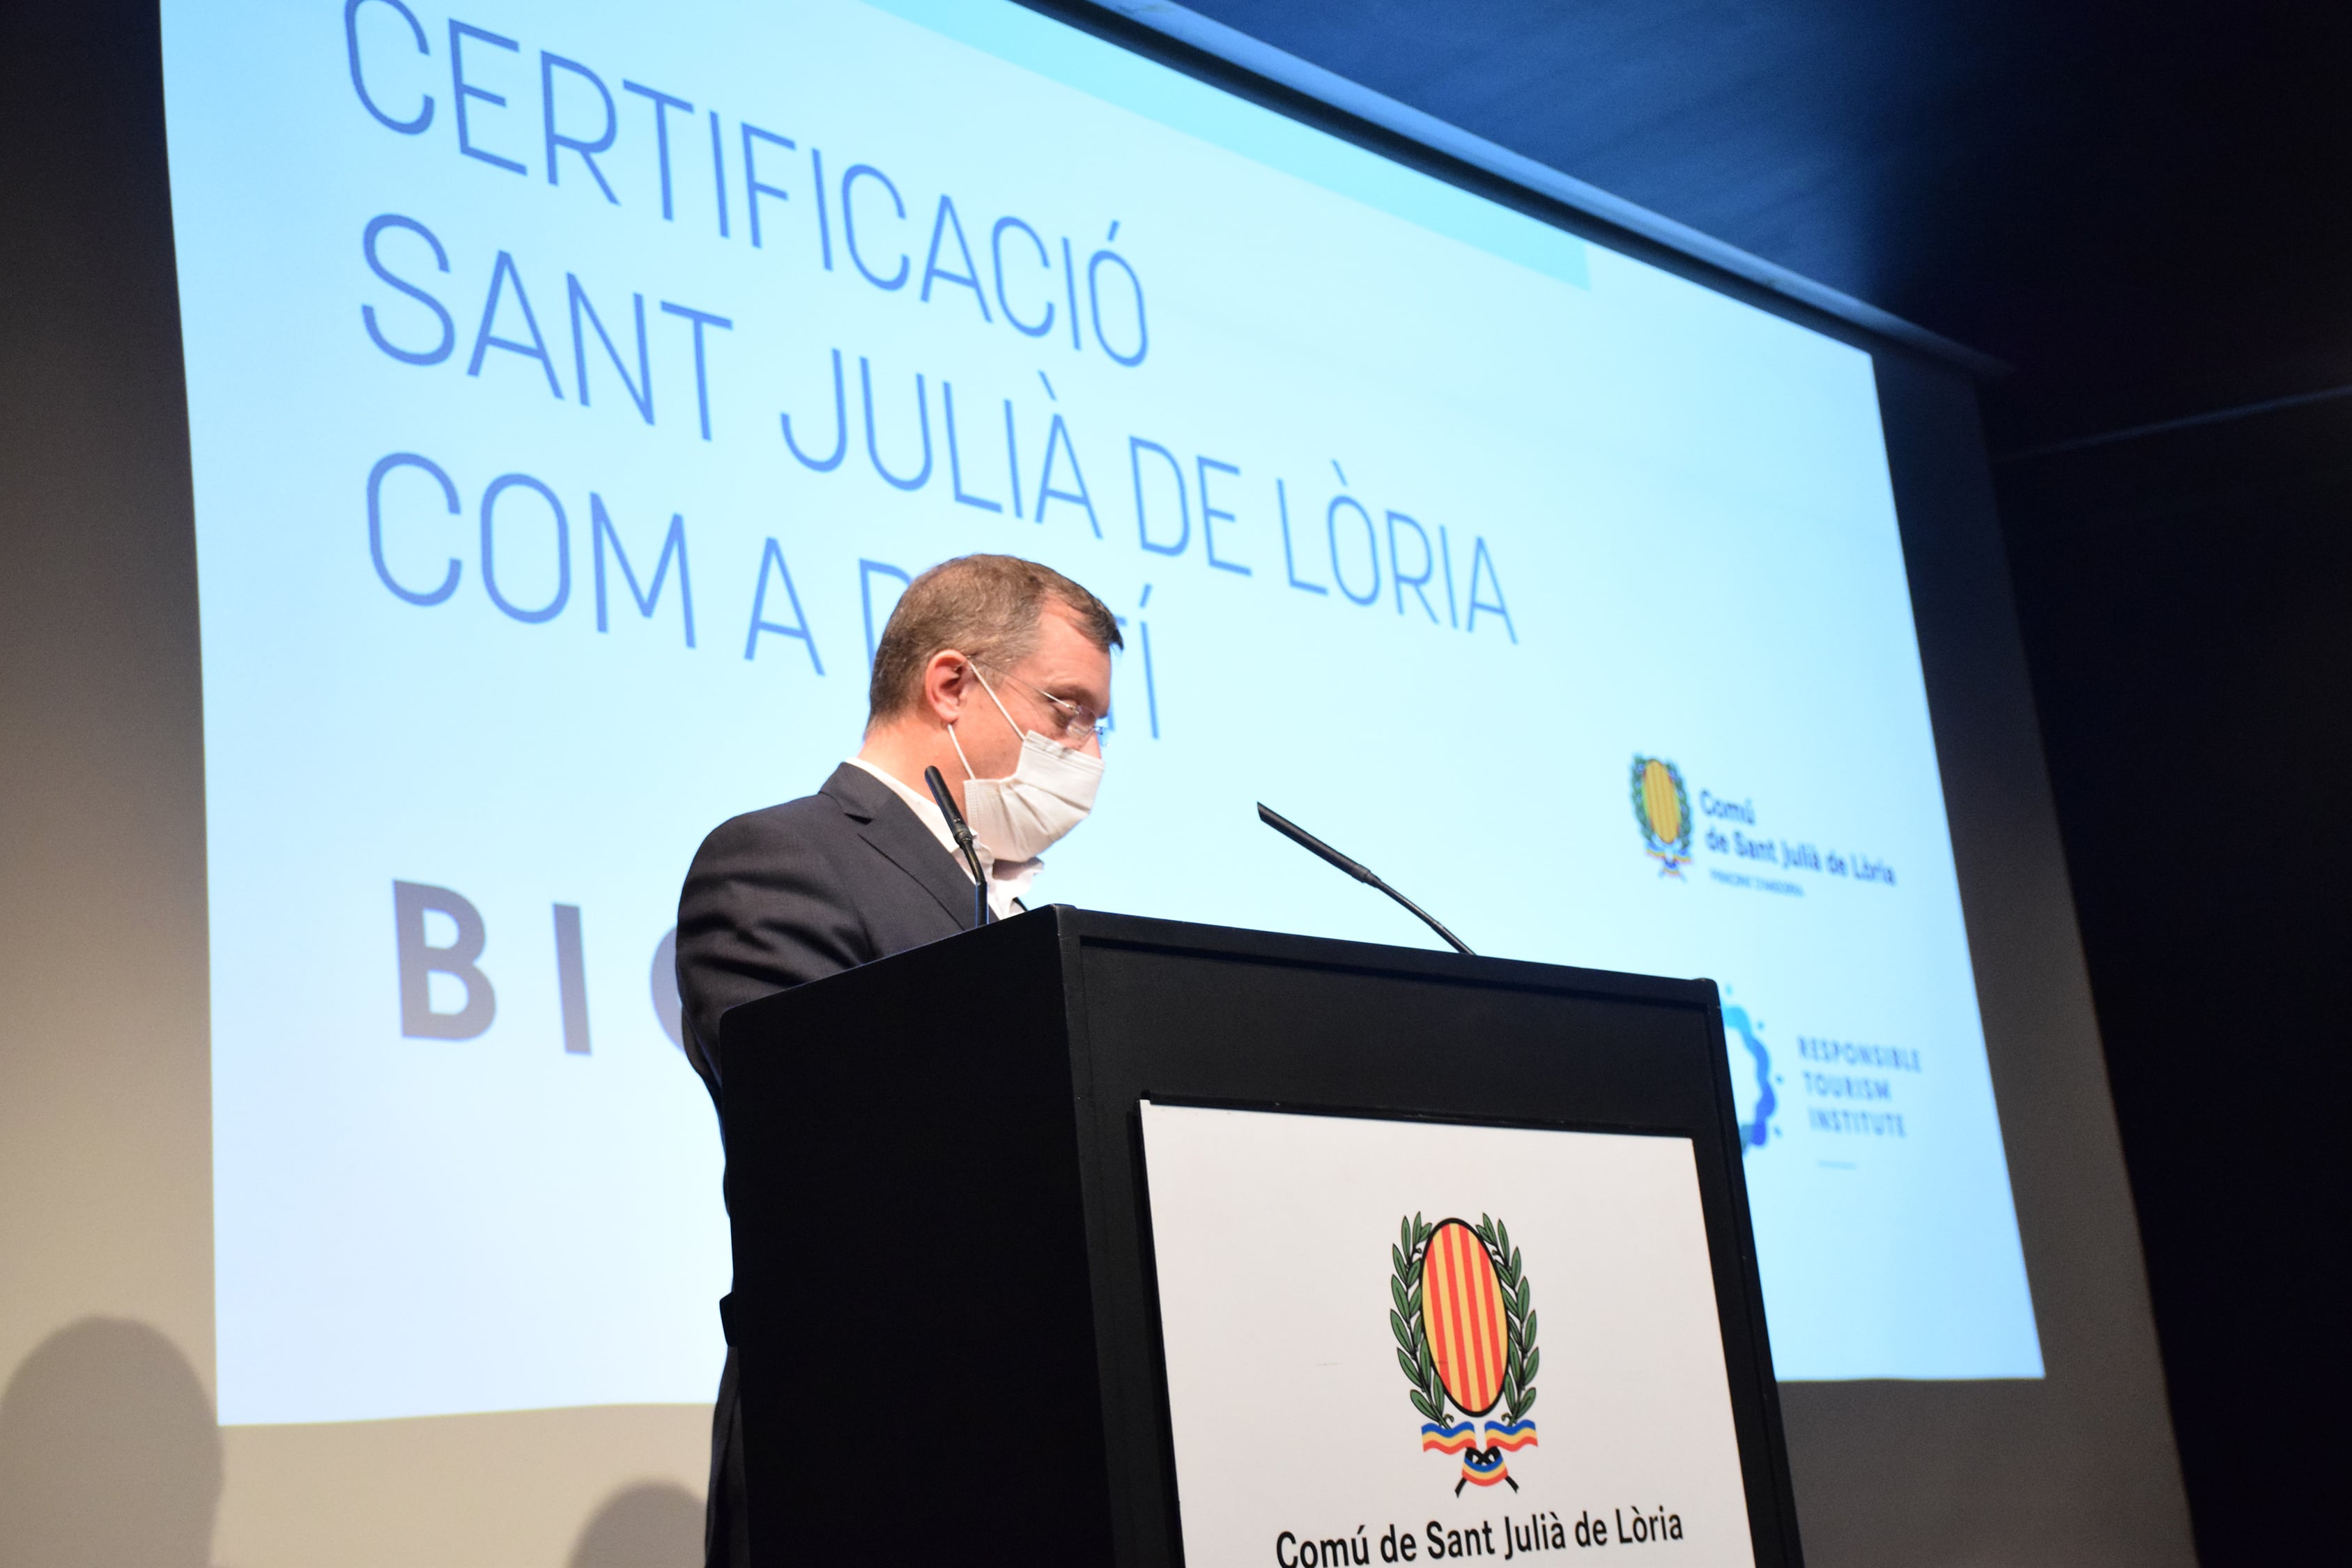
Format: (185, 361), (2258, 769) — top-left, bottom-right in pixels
(1059, 916), (1798, 1568)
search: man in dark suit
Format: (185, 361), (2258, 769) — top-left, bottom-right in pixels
(675, 553), (1120, 1567)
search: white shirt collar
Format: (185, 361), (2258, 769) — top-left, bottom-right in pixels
(843, 756), (1040, 920)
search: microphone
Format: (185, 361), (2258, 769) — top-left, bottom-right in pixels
(1256, 803), (1476, 957)
(925, 765), (991, 928)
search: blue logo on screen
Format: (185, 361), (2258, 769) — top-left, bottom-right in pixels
(1723, 1004), (1777, 1152)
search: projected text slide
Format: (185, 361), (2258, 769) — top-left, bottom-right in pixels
(164, 0), (2040, 1422)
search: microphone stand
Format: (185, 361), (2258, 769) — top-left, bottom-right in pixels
(925, 765), (991, 929)
(1256, 803), (1476, 957)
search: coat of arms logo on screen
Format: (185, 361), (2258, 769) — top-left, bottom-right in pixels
(1630, 756), (1693, 876)
(1390, 1213), (1539, 1493)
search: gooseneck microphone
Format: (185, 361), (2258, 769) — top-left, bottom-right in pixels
(1256, 803), (1477, 957)
(925, 765), (991, 928)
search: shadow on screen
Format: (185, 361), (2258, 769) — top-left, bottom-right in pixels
(569, 1479), (705, 1568)
(0, 1317), (222, 1567)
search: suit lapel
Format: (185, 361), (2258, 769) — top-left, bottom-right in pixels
(822, 763), (977, 929)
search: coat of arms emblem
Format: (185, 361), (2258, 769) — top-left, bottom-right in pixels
(1390, 1213), (1539, 1492)
(1630, 755), (1693, 876)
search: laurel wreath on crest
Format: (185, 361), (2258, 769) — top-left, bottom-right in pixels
(1390, 1212), (1540, 1427)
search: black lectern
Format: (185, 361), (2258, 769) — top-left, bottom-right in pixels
(721, 907), (1801, 1567)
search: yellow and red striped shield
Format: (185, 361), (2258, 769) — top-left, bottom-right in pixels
(1639, 758), (1682, 845)
(1419, 1220), (1511, 1416)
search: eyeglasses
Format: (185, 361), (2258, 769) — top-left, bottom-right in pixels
(972, 660), (1107, 746)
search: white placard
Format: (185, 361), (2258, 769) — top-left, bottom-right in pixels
(1140, 1102), (1755, 1566)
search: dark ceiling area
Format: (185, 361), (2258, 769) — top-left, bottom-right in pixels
(1176, 3), (2349, 1565)
(1183, 0), (2352, 449)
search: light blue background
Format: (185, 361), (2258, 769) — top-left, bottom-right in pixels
(164, 0), (2039, 1423)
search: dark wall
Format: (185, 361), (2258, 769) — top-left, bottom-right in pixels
(1995, 397), (2352, 1566)
(1764, 352), (2193, 1568)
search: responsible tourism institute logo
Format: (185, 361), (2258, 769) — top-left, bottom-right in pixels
(1630, 756), (1693, 876)
(1390, 1214), (1540, 1493)
(1723, 998), (1778, 1153)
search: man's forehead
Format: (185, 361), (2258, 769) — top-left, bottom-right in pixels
(1027, 603), (1100, 653)
(1018, 604), (1112, 682)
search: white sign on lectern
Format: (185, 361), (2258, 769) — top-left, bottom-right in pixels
(1141, 1101), (1756, 1565)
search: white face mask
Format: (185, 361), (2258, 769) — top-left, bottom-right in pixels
(946, 670), (1104, 863)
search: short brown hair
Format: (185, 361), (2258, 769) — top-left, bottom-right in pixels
(867, 554), (1121, 723)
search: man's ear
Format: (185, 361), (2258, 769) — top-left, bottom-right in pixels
(919, 650), (971, 724)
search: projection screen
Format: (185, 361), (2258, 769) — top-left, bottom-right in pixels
(153, 0), (2054, 1430)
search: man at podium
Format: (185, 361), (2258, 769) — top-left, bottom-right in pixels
(675, 551), (1121, 1567)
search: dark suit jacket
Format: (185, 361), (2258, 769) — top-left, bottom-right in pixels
(675, 762), (979, 1568)
(675, 761), (978, 1102)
